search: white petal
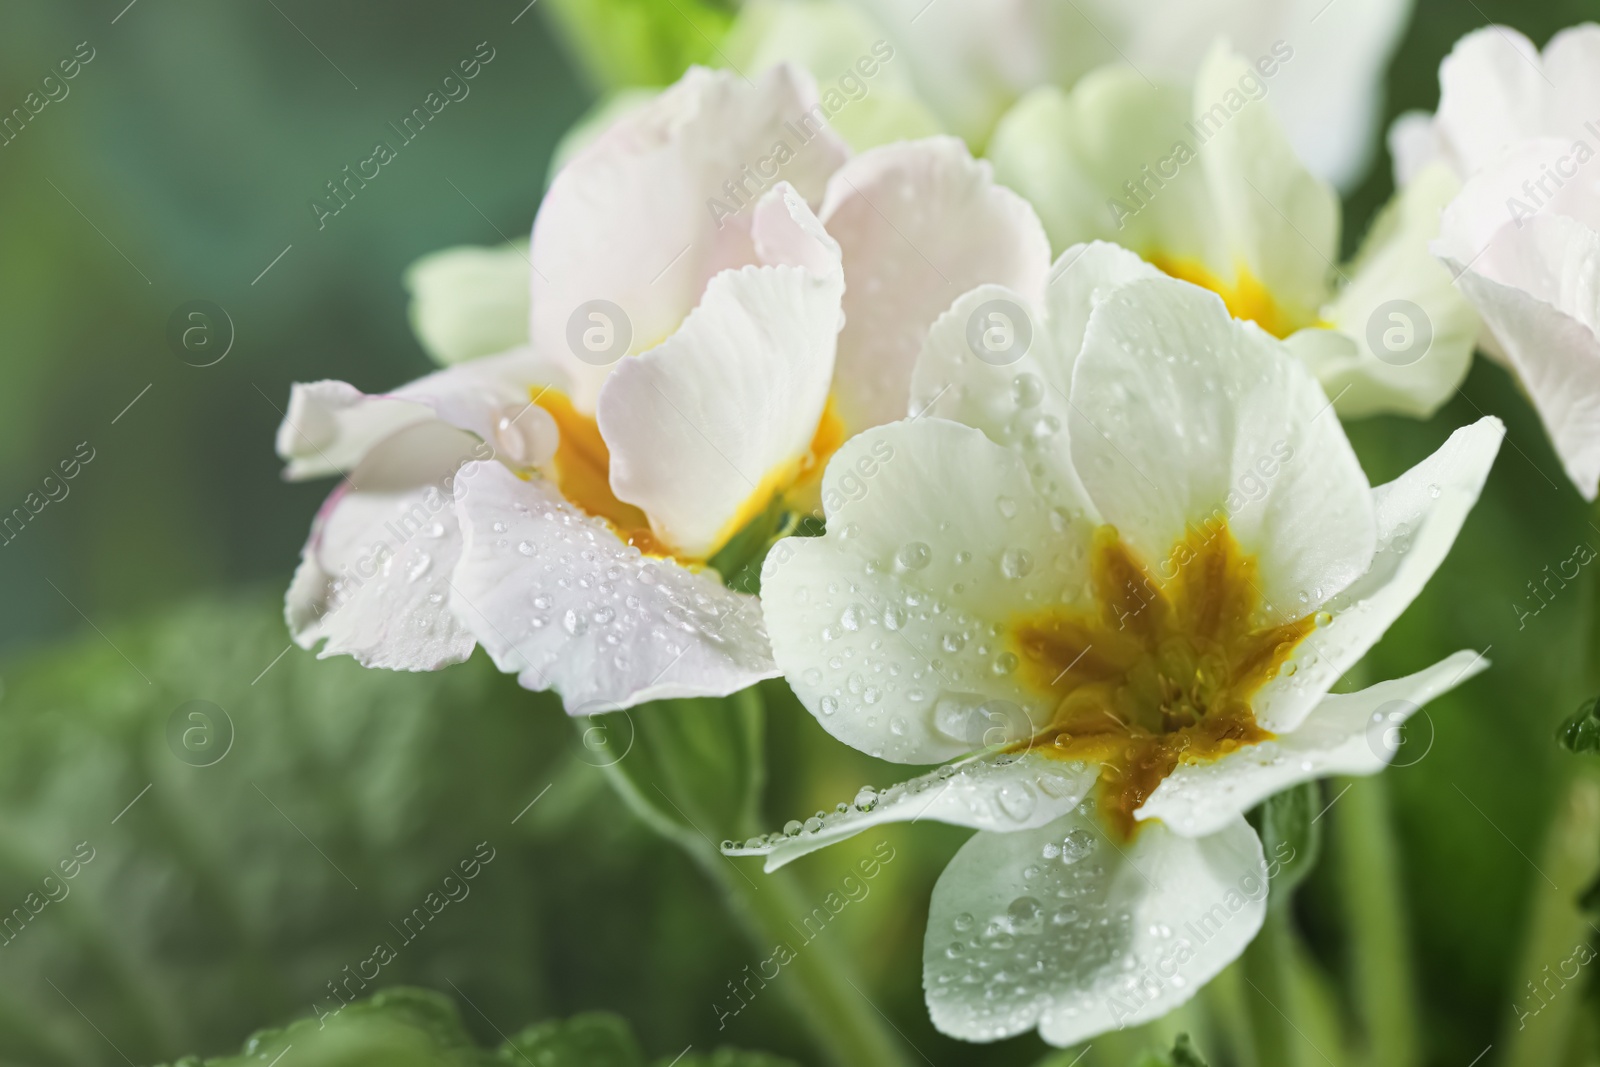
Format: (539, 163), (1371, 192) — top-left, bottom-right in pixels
(1432, 26), (1549, 176)
(1253, 417), (1503, 730)
(986, 75), (1208, 260)
(924, 810), (1266, 1046)
(598, 187), (843, 560)
(760, 418), (1095, 763)
(1069, 276), (1376, 621)
(1190, 43), (1340, 327)
(725, 753), (1097, 871)
(404, 243), (531, 366)
(1308, 164), (1478, 419)
(286, 423), (487, 671)
(1139, 650), (1490, 837)
(276, 349), (557, 480)
(1450, 243), (1600, 501)
(1388, 110), (1444, 187)
(450, 461), (779, 711)
(530, 65), (850, 412)
(821, 137), (1050, 429)
(910, 243), (1160, 511)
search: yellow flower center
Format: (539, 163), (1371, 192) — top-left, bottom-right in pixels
(1147, 256), (1311, 340)
(1008, 523), (1316, 839)
(532, 389), (845, 564)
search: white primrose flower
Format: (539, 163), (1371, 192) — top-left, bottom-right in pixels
(730, 262), (1502, 1045)
(1393, 24), (1600, 499)
(986, 43), (1479, 420)
(280, 63), (1047, 712)
(841, 0), (1412, 189)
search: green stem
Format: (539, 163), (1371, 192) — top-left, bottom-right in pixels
(1333, 774), (1420, 1067)
(1240, 907), (1337, 1067)
(588, 691), (913, 1067)
(1502, 765), (1600, 1067)
(713, 857), (917, 1067)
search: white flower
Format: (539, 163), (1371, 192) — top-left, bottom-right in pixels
(986, 43), (1479, 419)
(841, 0), (1411, 189)
(734, 261), (1502, 1044)
(1394, 24), (1600, 499)
(280, 63), (1048, 711)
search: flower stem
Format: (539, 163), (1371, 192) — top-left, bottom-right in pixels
(712, 857), (918, 1067)
(588, 689), (914, 1067)
(1502, 763), (1600, 1066)
(1332, 774), (1420, 1067)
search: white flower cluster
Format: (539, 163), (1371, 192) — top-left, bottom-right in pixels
(273, 1), (1600, 1047)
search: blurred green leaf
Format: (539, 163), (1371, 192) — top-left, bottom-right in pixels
(152, 987), (798, 1067)
(1249, 783), (1323, 902)
(539, 0), (736, 89)
(1557, 696), (1600, 755)
(0, 592), (815, 1065)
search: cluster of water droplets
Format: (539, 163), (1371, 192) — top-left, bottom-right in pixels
(789, 510), (1097, 760)
(926, 802), (1140, 1042)
(465, 487), (768, 682)
(720, 753), (1092, 857)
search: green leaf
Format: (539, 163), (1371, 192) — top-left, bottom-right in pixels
(1167, 1033), (1211, 1067)
(156, 988), (492, 1066)
(1249, 782), (1323, 902)
(0, 592), (812, 1066)
(1556, 696), (1600, 755)
(152, 988), (798, 1067)
(539, 0), (736, 90)
(500, 1011), (644, 1066)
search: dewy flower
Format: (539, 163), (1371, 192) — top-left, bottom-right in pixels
(985, 43), (1478, 420)
(838, 0), (1411, 189)
(1393, 24), (1600, 499)
(279, 62), (1046, 711)
(730, 261), (1502, 1044)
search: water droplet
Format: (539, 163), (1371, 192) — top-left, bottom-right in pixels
(1010, 373), (1044, 409)
(840, 604), (867, 631)
(1008, 896), (1042, 924)
(1060, 828), (1096, 864)
(819, 696), (839, 715)
(996, 496), (1018, 519)
(1000, 549), (1034, 579)
(562, 609), (587, 636)
(853, 786), (879, 811)
(997, 781), (1037, 821)
(896, 542), (932, 571)
(517, 540), (537, 556)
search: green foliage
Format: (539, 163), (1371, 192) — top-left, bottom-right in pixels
(540, 0), (736, 89)
(1557, 697), (1600, 755)
(152, 988), (797, 1067)
(0, 593), (816, 1065)
(1249, 782), (1323, 902)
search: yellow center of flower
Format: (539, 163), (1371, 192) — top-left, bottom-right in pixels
(533, 389), (846, 563)
(1008, 522), (1316, 839)
(1147, 255), (1310, 340)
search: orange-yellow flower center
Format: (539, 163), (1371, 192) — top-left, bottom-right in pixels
(1008, 523), (1315, 839)
(532, 389), (845, 564)
(1147, 256), (1310, 340)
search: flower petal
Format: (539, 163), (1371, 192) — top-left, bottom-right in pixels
(1449, 245), (1600, 501)
(1253, 416), (1503, 730)
(450, 461), (779, 711)
(1068, 275), (1376, 621)
(924, 809), (1266, 1045)
(821, 137), (1050, 429)
(724, 752), (1097, 871)
(987, 74), (1207, 259)
(760, 418), (1095, 763)
(276, 349), (558, 480)
(598, 186), (843, 560)
(910, 242), (1161, 511)
(404, 243), (531, 367)
(286, 423), (488, 671)
(530, 64), (850, 412)
(1305, 164), (1478, 419)
(1139, 650), (1489, 837)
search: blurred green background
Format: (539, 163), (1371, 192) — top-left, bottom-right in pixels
(0, 1), (1598, 1065)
